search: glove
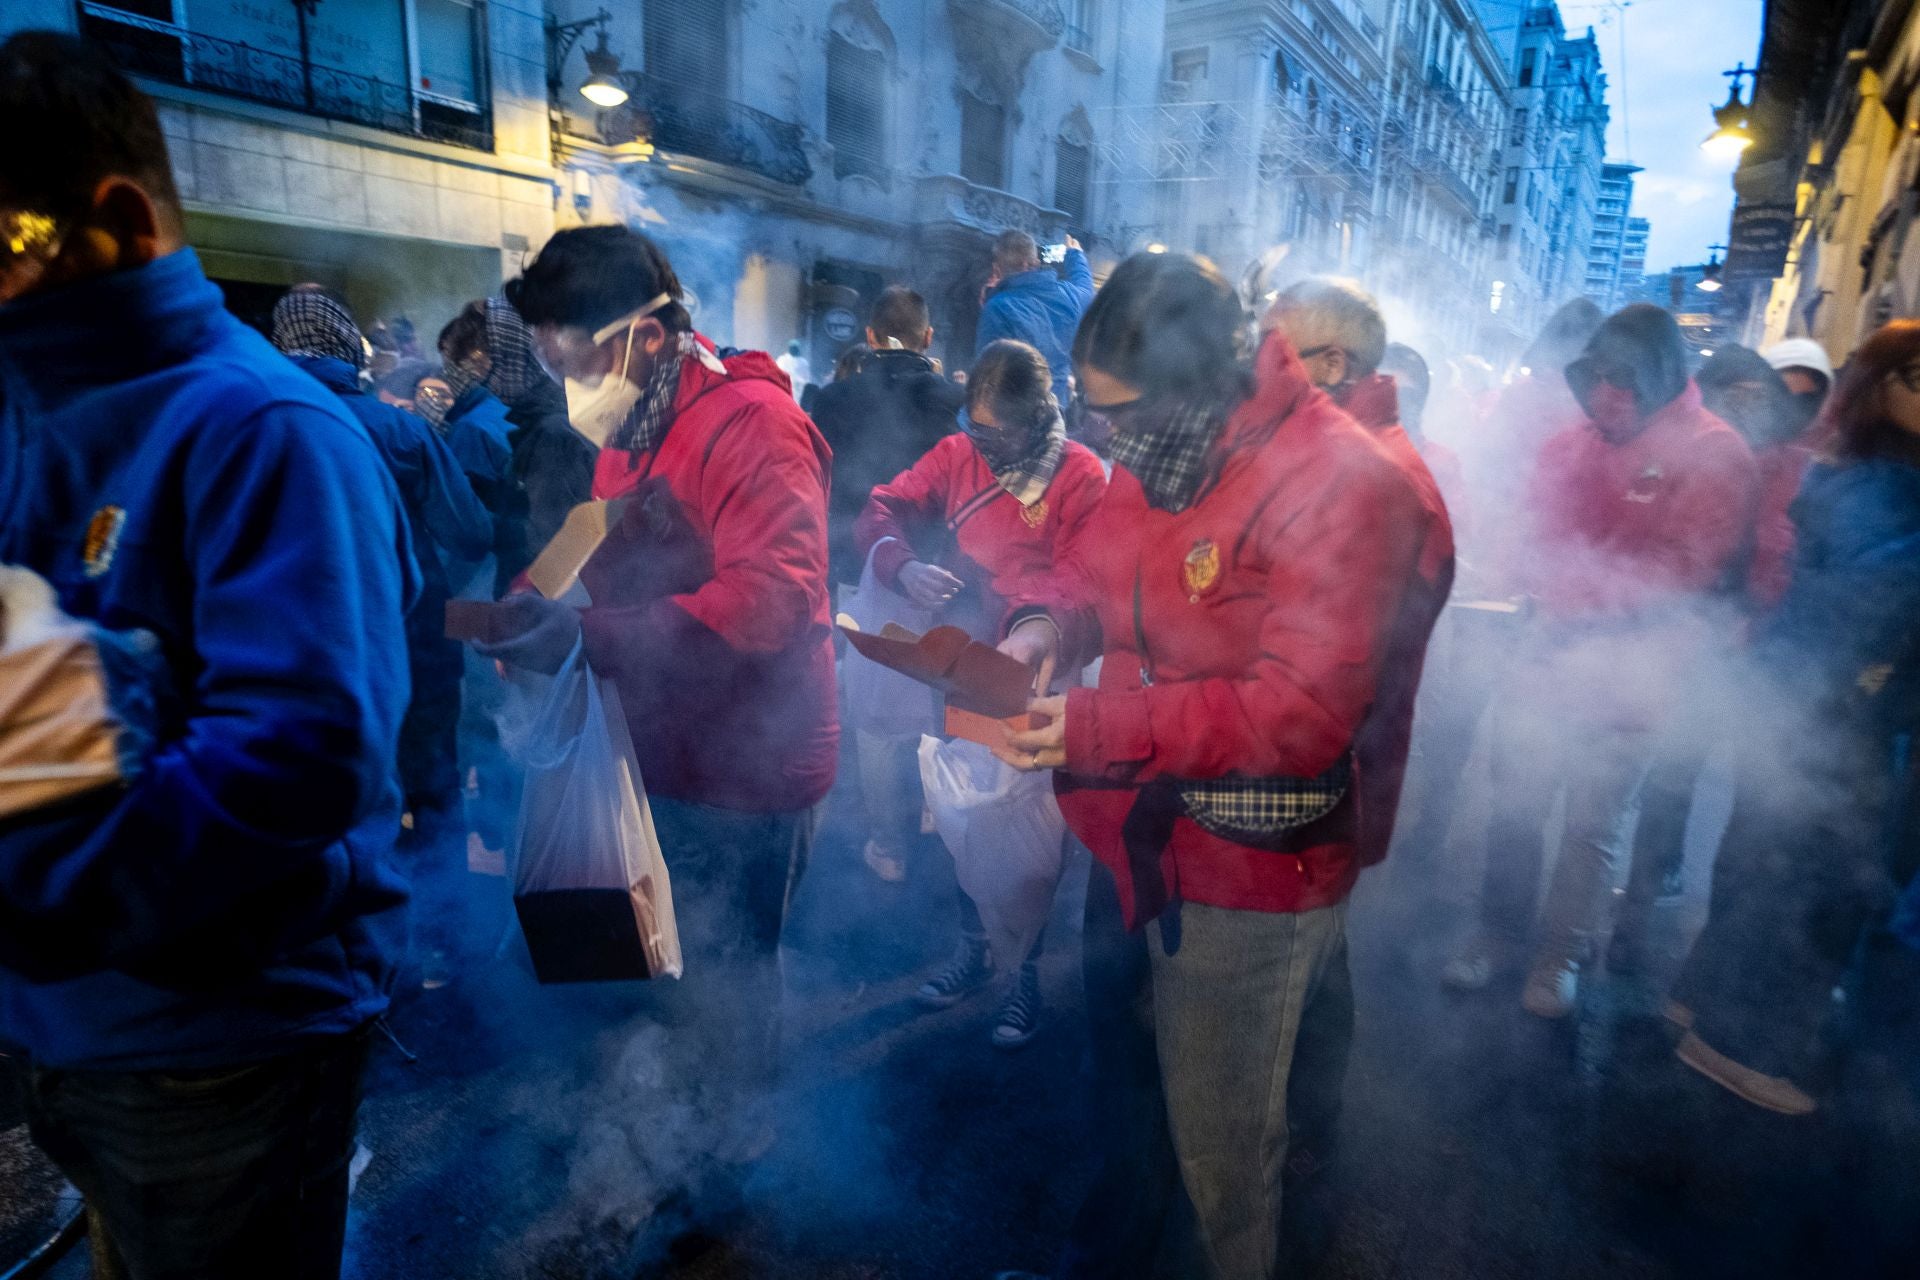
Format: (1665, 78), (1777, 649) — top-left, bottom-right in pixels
(473, 594), (581, 675)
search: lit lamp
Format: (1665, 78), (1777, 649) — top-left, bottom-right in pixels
(1697, 245), (1726, 293)
(579, 32), (628, 108)
(546, 8), (627, 109)
(1701, 64), (1754, 159)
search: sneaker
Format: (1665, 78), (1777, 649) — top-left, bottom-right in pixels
(991, 964), (1042, 1050)
(916, 936), (994, 1008)
(1441, 934), (1499, 991)
(862, 839), (906, 883)
(1521, 956), (1580, 1019)
(1662, 999), (1695, 1030)
(1676, 1030), (1816, 1115)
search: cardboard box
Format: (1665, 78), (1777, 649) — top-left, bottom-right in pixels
(836, 619), (1043, 749)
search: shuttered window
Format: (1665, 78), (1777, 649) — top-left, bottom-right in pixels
(827, 36), (887, 181)
(960, 94), (1007, 190)
(645, 0), (728, 88)
(1054, 139), (1090, 225)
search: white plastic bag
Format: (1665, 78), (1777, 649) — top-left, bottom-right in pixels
(839, 541), (938, 738)
(918, 735), (1067, 967)
(511, 643), (682, 982)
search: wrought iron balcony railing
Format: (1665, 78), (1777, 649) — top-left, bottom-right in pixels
(78, 3), (493, 152)
(602, 71), (812, 187)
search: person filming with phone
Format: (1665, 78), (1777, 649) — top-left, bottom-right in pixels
(977, 229), (1094, 411)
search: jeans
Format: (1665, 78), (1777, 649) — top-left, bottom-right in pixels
(636, 797), (813, 1164)
(1148, 901), (1351, 1280)
(22, 1027), (372, 1280)
(1479, 691), (1653, 964)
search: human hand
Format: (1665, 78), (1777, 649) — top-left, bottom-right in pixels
(1064, 234), (1081, 251)
(995, 694), (1067, 771)
(900, 560), (964, 610)
(472, 594), (581, 674)
(998, 617), (1059, 695)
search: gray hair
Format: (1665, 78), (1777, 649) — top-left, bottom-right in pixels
(1271, 275), (1387, 377)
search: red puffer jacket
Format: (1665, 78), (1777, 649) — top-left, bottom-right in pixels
(1335, 374), (1458, 867)
(579, 341), (838, 813)
(854, 432), (1108, 640)
(1022, 336), (1451, 927)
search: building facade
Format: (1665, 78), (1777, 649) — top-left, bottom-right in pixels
(4, 0), (560, 336)
(1476, 0), (1608, 351)
(1585, 160), (1641, 309)
(552, 0), (1169, 376)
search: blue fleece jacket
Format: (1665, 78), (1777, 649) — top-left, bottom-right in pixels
(445, 383), (514, 502)
(0, 249), (415, 1071)
(974, 247), (1094, 407)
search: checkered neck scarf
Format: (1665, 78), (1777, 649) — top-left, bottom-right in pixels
(441, 359), (484, 406)
(271, 290), (364, 370)
(482, 296), (539, 403)
(1106, 398), (1231, 513)
(990, 410), (1068, 507)
(611, 331), (704, 455)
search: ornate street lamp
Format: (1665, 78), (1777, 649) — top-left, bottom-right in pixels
(546, 8), (628, 109)
(1697, 244), (1727, 293)
(1701, 64), (1754, 159)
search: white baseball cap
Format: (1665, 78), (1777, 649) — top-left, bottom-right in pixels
(1762, 338), (1834, 384)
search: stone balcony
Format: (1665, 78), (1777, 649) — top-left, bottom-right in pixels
(914, 173), (1069, 239)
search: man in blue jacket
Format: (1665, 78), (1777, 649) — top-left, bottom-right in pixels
(974, 230), (1093, 408)
(272, 285), (492, 988)
(0, 32), (413, 1279)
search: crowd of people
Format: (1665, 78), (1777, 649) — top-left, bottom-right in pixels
(2, 30), (1917, 1280)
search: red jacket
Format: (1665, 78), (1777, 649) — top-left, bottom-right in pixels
(579, 342), (838, 812)
(854, 433), (1107, 640)
(1527, 382), (1759, 621)
(1023, 335), (1451, 927)
(1335, 374), (1458, 867)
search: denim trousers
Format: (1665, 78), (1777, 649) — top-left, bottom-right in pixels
(23, 1026), (372, 1280)
(1058, 870), (1352, 1280)
(1480, 692), (1654, 963)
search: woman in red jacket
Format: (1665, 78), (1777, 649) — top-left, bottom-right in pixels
(854, 340), (1106, 1048)
(996, 253), (1448, 1280)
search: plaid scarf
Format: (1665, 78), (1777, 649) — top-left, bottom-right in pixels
(441, 358), (484, 406)
(612, 331), (711, 455)
(1106, 399), (1230, 513)
(482, 296), (539, 403)
(271, 289), (364, 370)
(990, 409), (1068, 508)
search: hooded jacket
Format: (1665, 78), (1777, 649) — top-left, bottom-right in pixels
(0, 250), (413, 1070)
(855, 432), (1108, 641)
(811, 349), (964, 585)
(976, 248), (1095, 408)
(1015, 334), (1448, 926)
(582, 339), (838, 813)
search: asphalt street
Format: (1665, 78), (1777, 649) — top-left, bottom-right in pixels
(6, 749), (1918, 1279)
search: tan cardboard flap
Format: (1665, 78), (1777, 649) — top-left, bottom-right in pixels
(837, 620), (1035, 721)
(526, 499), (625, 601)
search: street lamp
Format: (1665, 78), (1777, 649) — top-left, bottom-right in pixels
(1697, 245), (1727, 293)
(1701, 64), (1754, 159)
(546, 8), (628, 109)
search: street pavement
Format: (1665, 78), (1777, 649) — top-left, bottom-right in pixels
(7, 749), (1918, 1279)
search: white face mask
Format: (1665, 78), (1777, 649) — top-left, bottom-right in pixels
(557, 293), (672, 449)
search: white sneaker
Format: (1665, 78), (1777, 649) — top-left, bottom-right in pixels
(1521, 957), (1580, 1019)
(1441, 935), (1498, 991)
(1676, 1031), (1816, 1115)
(862, 839), (906, 883)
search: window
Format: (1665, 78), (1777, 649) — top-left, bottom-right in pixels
(960, 93), (1007, 189)
(1519, 47), (1536, 87)
(1503, 167), (1518, 203)
(1066, 0), (1096, 52)
(1509, 108), (1527, 147)
(827, 35), (887, 180)
(1055, 137), (1091, 224)
(416, 0), (482, 105)
(1171, 48), (1210, 83)
(647, 0), (730, 89)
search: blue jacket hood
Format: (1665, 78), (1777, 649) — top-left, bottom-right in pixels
(0, 250), (414, 1070)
